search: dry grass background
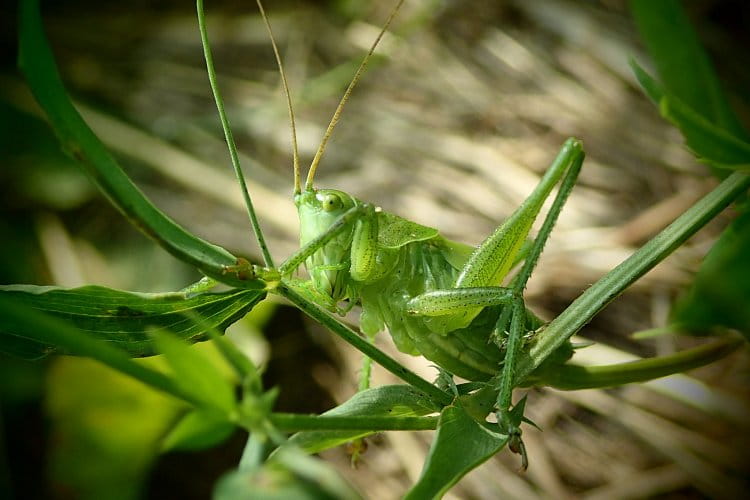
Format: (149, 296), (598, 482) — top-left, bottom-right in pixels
(6, 0), (750, 498)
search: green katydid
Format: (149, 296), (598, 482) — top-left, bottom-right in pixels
(288, 139), (583, 467)
(201, 0), (584, 467)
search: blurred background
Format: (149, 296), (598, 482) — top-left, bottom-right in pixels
(1, 0), (749, 498)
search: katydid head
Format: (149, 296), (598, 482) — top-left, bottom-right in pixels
(282, 1), (404, 300)
(255, 0), (403, 296)
(295, 188), (358, 300)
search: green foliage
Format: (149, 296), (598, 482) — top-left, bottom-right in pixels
(0, 284), (265, 359)
(216, 447), (361, 500)
(152, 329), (237, 416)
(630, 0), (747, 139)
(0, 294), (194, 402)
(162, 409), (236, 452)
(631, 0), (750, 339)
(406, 404), (508, 499)
(671, 211), (750, 337)
(630, 62), (750, 170)
(288, 385), (438, 453)
(46, 357), (182, 500)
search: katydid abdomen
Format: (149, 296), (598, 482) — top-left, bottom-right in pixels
(360, 239), (505, 381)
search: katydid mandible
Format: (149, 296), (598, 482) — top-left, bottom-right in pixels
(216, 0), (585, 467)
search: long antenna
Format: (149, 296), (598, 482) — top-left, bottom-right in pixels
(197, 0), (274, 267)
(255, 0), (301, 195)
(305, 0), (405, 191)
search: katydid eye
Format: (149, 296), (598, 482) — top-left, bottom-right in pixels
(319, 193), (342, 212)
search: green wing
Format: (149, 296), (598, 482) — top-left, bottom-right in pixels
(376, 211), (475, 271)
(376, 212), (439, 248)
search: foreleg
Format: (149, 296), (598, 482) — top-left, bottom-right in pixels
(277, 203), (371, 276)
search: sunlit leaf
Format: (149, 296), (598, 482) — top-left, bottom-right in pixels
(405, 404), (507, 499)
(162, 409), (236, 452)
(46, 357), (181, 500)
(216, 446), (360, 500)
(288, 385), (438, 453)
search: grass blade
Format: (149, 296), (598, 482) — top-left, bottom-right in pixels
(516, 171), (750, 381)
(17, 0), (260, 288)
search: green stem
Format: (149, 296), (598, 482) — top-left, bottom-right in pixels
(239, 433), (270, 471)
(531, 335), (743, 390)
(277, 282), (453, 406)
(516, 171), (750, 382)
(268, 413), (439, 431)
(196, 0), (274, 267)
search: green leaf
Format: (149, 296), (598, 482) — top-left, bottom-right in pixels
(376, 211), (439, 249)
(630, 62), (750, 170)
(405, 404), (508, 499)
(630, 0), (747, 139)
(627, 7), (750, 341)
(216, 446), (361, 500)
(287, 385), (438, 453)
(46, 357), (182, 499)
(162, 409), (236, 452)
(0, 284), (265, 359)
(152, 330), (237, 416)
(0, 294), (192, 403)
(17, 0), (261, 288)
(202, 316), (263, 393)
(671, 210), (750, 338)
(0, 333), (48, 360)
